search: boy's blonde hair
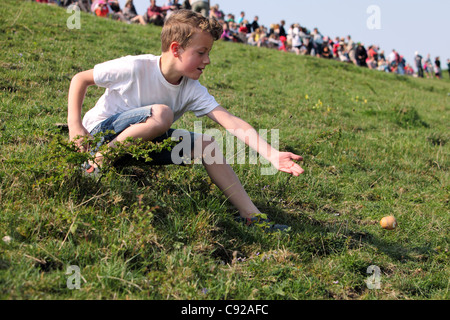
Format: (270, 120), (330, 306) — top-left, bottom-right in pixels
(161, 10), (222, 52)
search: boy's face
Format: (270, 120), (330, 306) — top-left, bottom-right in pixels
(176, 30), (214, 81)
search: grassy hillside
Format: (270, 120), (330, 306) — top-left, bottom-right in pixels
(1, 0), (449, 300)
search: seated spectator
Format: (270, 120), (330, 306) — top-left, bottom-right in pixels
(63, 0), (90, 12)
(268, 24), (277, 36)
(377, 58), (390, 72)
(220, 22), (234, 42)
(251, 16), (259, 33)
(390, 60), (398, 73)
(321, 41), (332, 59)
(367, 55), (377, 69)
(108, 0), (127, 22)
(355, 43), (368, 67)
(94, 0), (109, 18)
(246, 34), (255, 46)
(338, 38), (349, 62)
(332, 37), (340, 59)
(238, 21), (248, 34)
(404, 63), (414, 76)
(367, 45), (378, 63)
(226, 13), (235, 23)
(229, 21), (239, 34)
(223, 22), (242, 43)
(209, 4), (224, 21)
(237, 11), (245, 24)
(144, 0), (168, 26)
(378, 50), (386, 62)
(256, 28), (269, 48)
(164, 0), (182, 20)
(237, 22), (249, 43)
(123, 0), (147, 25)
(79, 0), (91, 12)
(267, 34), (281, 49)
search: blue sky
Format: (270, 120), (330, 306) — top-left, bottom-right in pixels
(118, 0), (450, 69)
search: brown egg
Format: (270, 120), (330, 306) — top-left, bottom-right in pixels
(380, 216), (397, 230)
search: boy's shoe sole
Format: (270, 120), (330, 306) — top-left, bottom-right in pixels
(81, 162), (101, 178)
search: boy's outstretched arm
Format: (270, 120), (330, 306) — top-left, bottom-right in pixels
(67, 69), (96, 149)
(207, 106), (305, 176)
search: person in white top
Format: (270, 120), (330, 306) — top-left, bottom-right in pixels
(67, 10), (304, 231)
(82, 54), (218, 133)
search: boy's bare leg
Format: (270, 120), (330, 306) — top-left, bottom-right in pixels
(87, 107), (260, 219)
(196, 135), (260, 219)
(203, 159), (261, 219)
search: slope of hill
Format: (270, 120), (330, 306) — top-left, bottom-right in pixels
(1, 0), (449, 300)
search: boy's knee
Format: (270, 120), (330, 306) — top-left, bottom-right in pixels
(150, 104), (174, 131)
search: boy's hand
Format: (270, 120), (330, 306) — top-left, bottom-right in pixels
(271, 152), (304, 176)
(206, 106), (305, 176)
(69, 125), (92, 152)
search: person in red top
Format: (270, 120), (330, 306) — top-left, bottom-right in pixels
(145, 0), (169, 26)
(95, 0), (109, 18)
(332, 37), (340, 59)
(367, 45), (378, 61)
(238, 22), (248, 34)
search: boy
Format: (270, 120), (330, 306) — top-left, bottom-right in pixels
(67, 10), (304, 231)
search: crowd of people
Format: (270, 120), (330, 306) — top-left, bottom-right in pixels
(35, 0), (449, 79)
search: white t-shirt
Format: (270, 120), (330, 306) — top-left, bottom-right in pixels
(82, 54), (219, 132)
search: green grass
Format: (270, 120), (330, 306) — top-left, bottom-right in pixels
(1, 0), (449, 300)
